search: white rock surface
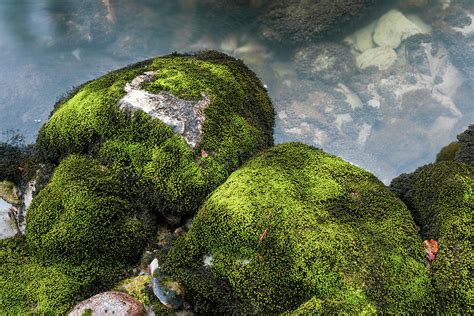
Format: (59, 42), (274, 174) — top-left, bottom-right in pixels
(356, 46), (398, 70)
(373, 10), (424, 48)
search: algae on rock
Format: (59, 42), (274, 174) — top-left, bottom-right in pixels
(163, 143), (434, 314)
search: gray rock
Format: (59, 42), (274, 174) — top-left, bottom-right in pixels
(118, 71), (211, 148)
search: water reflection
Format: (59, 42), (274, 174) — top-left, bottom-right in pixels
(0, 0), (472, 183)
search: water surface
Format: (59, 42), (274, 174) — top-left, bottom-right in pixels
(0, 0), (472, 182)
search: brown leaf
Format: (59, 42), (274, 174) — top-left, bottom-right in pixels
(423, 239), (439, 262)
(200, 149), (209, 158)
(423, 239), (439, 254)
(259, 228), (268, 242)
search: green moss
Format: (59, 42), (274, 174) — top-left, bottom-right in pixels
(391, 161), (473, 313)
(163, 143), (434, 314)
(26, 155), (153, 266)
(0, 236), (81, 314)
(114, 275), (151, 307)
(37, 51), (274, 216)
(435, 142), (462, 162)
(3, 155), (155, 313)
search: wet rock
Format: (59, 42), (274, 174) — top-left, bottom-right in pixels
(356, 46), (398, 70)
(373, 9), (424, 48)
(294, 43), (355, 84)
(68, 291), (145, 316)
(118, 71), (211, 148)
(0, 180), (20, 205)
(149, 258), (184, 310)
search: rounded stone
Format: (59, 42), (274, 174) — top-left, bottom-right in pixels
(68, 291), (145, 316)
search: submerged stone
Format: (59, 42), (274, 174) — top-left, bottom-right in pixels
(356, 46), (398, 70)
(164, 143), (434, 314)
(294, 43), (355, 84)
(373, 10), (424, 49)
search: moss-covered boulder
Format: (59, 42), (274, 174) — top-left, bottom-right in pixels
(436, 142), (462, 162)
(391, 161), (473, 313)
(163, 143), (433, 314)
(26, 155), (153, 266)
(1, 155), (155, 313)
(37, 51), (274, 216)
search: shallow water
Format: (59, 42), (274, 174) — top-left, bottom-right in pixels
(0, 0), (472, 183)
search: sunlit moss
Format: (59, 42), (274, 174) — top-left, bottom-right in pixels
(37, 51), (274, 216)
(164, 143), (434, 314)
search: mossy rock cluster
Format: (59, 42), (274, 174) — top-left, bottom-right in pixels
(37, 51), (273, 217)
(391, 161), (473, 313)
(163, 143), (434, 314)
(0, 51), (274, 314)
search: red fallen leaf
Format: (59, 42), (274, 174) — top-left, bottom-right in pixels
(423, 239), (439, 262)
(423, 239), (439, 254)
(201, 149), (209, 158)
(426, 252), (436, 262)
(17, 165), (24, 172)
(259, 228), (268, 242)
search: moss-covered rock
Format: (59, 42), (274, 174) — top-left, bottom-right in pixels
(0, 236), (81, 314)
(455, 124), (474, 165)
(1, 155), (155, 313)
(163, 143), (433, 314)
(37, 51), (274, 216)
(26, 154), (153, 266)
(436, 142), (462, 162)
(390, 162), (473, 313)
